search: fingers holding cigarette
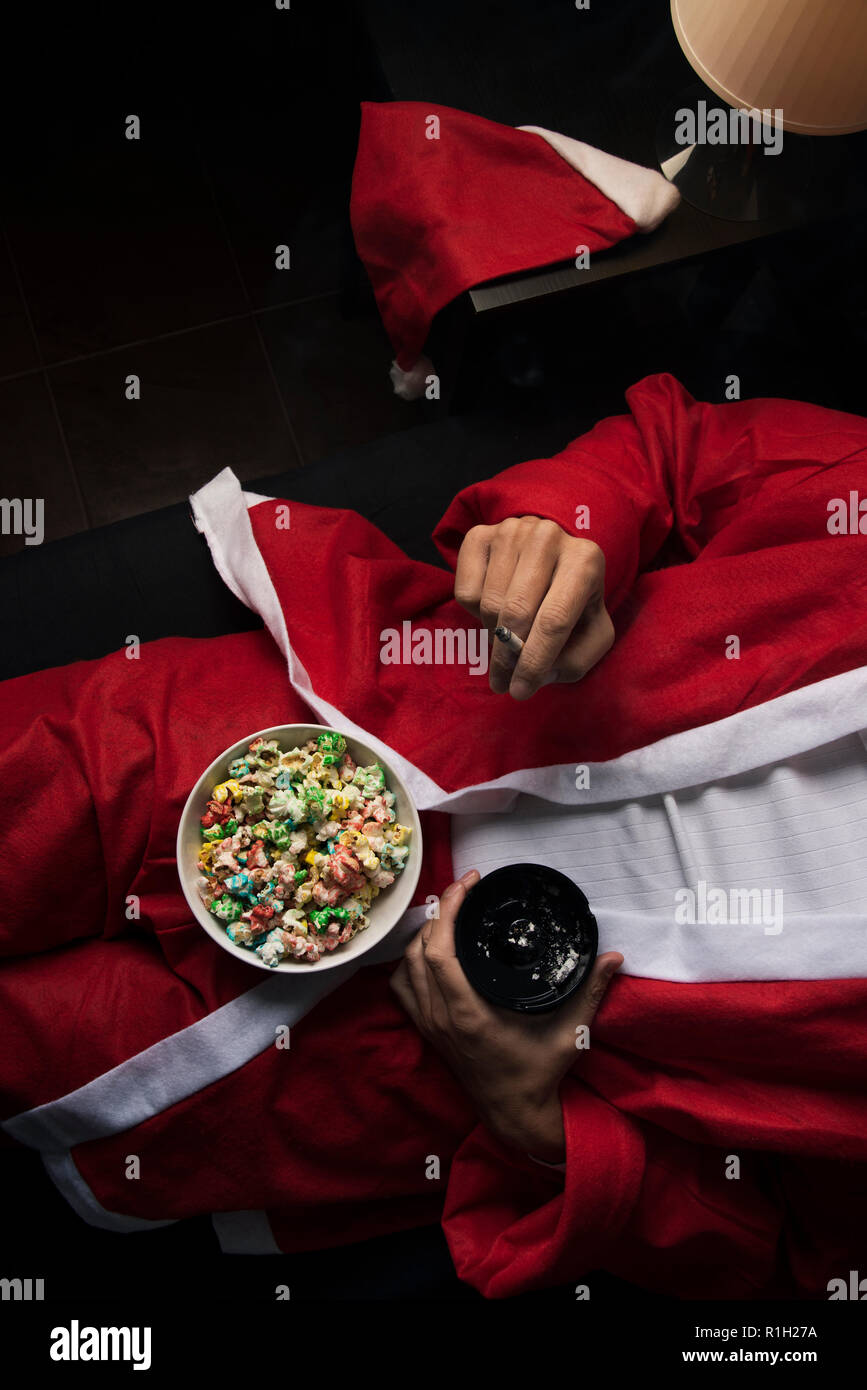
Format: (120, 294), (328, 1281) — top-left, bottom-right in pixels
(455, 517), (615, 700)
(507, 570), (615, 701)
(495, 627), (562, 689)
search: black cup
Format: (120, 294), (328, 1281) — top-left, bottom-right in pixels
(454, 863), (598, 1013)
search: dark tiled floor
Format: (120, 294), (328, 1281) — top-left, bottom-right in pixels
(0, 0), (394, 556)
(0, 234), (39, 378)
(50, 316), (302, 528)
(259, 294), (441, 463)
(2, 115), (250, 364)
(196, 112), (357, 311)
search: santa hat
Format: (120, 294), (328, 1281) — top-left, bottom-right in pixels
(350, 101), (680, 399)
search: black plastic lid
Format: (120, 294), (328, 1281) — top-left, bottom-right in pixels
(455, 863), (598, 1014)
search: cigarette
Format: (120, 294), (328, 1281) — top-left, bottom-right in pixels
(494, 625), (524, 655)
(495, 625), (561, 688)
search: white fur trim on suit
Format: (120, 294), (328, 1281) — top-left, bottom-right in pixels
(41, 1151), (178, 1232)
(518, 125), (680, 231)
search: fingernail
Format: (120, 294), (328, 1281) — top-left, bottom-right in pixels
(459, 868), (479, 886)
(510, 678), (534, 701)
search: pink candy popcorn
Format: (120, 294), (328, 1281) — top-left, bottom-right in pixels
(312, 882), (343, 906)
(245, 839), (269, 870)
(370, 868), (395, 890)
(362, 821), (386, 851)
(325, 844), (365, 893)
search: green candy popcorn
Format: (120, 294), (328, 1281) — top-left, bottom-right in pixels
(212, 895), (242, 924)
(269, 822), (292, 849)
(353, 763), (386, 798)
(250, 820), (272, 841)
(304, 785), (328, 821)
(202, 824), (225, 842)
(224, 818), (238, 835)
(317, 731), (347, 758)
(309, 908), (333, 934)
(294, 869), (308, 883)
(268, 789), (306, 824)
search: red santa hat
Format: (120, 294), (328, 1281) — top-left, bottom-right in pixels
(350, 101), (680, 399)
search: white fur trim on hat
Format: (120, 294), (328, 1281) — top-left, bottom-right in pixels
(389, 355), (435, 401)
(518, 126), (680, 232)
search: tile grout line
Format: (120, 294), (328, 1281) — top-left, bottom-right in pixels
(0, 217), (93, 530)
(0, 289), (341, 388)
(194, 136), (308, 468)
(248, 312), (307, 470)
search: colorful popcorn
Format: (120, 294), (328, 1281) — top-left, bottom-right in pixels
(194, 733), (411, 966)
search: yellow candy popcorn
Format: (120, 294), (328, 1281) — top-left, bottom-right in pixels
(212, 778), (243, 803)
(339, 828), (367, 849)
(389, 824), (411, 846)
(361, 852), (379, 874)
(332, 792), (349, 814)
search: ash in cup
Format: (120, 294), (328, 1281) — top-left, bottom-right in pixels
(454, 863), (598, 1013)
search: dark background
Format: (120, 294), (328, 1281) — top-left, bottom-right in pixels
(1, 0), (864, 1305)
(1, 0), (865, 563)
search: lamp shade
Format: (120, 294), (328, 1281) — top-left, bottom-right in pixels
(671, 0), (867, 135)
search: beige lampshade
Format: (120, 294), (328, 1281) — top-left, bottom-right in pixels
(671, 0), (867, 135)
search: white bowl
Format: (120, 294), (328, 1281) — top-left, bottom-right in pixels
(176, 723), (422, 972)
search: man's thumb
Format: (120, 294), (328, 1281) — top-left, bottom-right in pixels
(573, 951), (623, 1025)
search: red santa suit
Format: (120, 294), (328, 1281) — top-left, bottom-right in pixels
(2, 374), (866, 1299)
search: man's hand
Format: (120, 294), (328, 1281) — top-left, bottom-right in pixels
(454, 517), (615, 699)
(389, 870), (624, 1164)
